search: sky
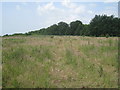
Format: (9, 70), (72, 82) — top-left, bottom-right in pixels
(1, 0), (119, 35)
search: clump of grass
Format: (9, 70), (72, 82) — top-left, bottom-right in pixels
(65, 49), (77, 67)
(50, 36), (54, 38)
(12, 79), (20, 88)
(105, 34), (109, 38)
(4, 38), (25, 44)
(108, 39), (112, 46)
(30, 46), (53, 62)
(3, 46), (26, 63)
(98, 65), (104, 77)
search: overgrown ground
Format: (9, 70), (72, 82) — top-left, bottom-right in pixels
(2, 35), (118, 88)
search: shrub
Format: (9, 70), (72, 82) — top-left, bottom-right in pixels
(50, 36), (54, 38)
(106, 34), (110, 38)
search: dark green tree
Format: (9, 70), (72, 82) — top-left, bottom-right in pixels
(57, 22), (69, 35)
(89, 15), (120, 36)
(80, 24), (90, 36)
(70, 20), (83, 35)
(21, 15), (120, 37)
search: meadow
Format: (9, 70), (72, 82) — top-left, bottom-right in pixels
(2, 35), (118, 88)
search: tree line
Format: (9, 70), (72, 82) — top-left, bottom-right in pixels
(4, 15), (120, 37)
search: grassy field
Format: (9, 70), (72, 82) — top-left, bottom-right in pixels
(2, 35), (118, 88)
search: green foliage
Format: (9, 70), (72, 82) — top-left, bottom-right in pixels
(3, 15), (120, 37)
(23, 15), (119, 37)
(57, 22), (69, 35)
(70, 20), (83, 35)
(3, 34), (9, 37)
(89, 15), (120, 37)
(106, 34), (109, 38)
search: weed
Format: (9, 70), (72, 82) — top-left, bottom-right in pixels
(98, 65), (103, 77)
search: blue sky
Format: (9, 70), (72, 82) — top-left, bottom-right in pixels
(1, 1), (118, 35)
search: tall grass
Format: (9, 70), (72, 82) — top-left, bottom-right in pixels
(2, 36), (118, 88)
(65, 49), (77, 67)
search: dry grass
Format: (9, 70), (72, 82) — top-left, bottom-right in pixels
(2, 35), (118, 88)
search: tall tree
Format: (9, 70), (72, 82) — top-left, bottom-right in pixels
(89, 15), (120, 36)
(70, 20), (83, 35)
(57, 22), (69, 35)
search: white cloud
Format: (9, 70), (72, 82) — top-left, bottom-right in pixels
(36, 1), (117, 26)
(74, 5), (86, 14)
(61, 0), (76, 8)
(62, 0), (86, 14)
(44, 2), (55, 10)
(36, 2), (95, 25)
(88, 10), (94, 14)
(16, 5), (21, 10)
(37, 2), (56, 15)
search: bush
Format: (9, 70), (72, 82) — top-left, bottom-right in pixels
(106, 34), (110, 38)
(50, 36), (54, 38)
(3, 34), (9, 37)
